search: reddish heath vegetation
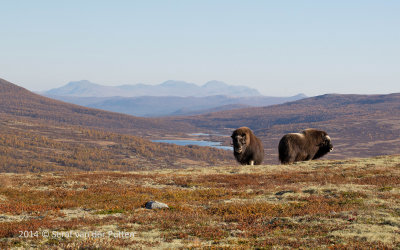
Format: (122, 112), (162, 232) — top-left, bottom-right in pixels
(1, 155), (400, 248)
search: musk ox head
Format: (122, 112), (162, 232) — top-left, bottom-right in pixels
(231, 127), (264, 165)
(231, 127), (251, 154)
(313, 132), (333, 159)
(320, 134), (333, 152)
(306, 129), (333, 151)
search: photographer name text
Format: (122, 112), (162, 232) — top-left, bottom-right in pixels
(19, 230), (135, 239)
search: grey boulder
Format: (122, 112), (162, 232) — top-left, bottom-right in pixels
(145, 201), (169, 209)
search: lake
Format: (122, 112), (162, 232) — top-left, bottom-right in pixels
(151, 139), (232, 151)
(188, 133), (228, 137)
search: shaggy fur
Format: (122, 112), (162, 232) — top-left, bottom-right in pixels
(231, 127), (264, 165)
(278, 128), (333, 164)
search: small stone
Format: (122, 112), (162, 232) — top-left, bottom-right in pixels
(145, 201), (169, 209)
(302, 189), (316, 194)
(275, 190), (295, 196)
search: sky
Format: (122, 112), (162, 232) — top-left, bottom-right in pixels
(1, 0), (399, 96)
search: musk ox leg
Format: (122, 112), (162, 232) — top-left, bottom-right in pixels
(250, 160), (254, 166)
(285, 155), (296, 165)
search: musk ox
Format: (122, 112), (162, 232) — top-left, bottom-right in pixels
(278, 128), (333, 164)
(231, 127), (264, 165)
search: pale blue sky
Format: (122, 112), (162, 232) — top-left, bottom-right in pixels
(1, 1), (399, 96)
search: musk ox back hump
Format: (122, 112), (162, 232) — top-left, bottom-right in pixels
(231, 127), (264, 165)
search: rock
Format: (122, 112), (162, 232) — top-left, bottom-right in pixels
(302, 189), (316, 194)
(275, 190), (295, 196)
(144, 201), (169, 209)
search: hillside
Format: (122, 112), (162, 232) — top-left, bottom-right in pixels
(0, 78), (233, 172)
(0, 78), (195, 137)
(0, 119), (233, 173)
(43, 94), (306, 117)
(168, 93), (400, 163)
(1, 155), (399, 248)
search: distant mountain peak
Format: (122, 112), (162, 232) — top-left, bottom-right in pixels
(52, 80), (97, 89)
(45, 80), (263, 98)
(294, 93), (307, 98)
(160, 80), (197, 87)
(67, 80), (95, 85)
(202, 80), (228, 88)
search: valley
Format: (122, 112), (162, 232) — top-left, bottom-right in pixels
(168, 93), (400, 163)
(0, 118), (233, 173)
(2, 78), (400, 167)
(1, 78), (400, 248)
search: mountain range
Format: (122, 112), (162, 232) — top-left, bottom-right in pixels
(44, 80), (262, 97)
(2, 77), (400, 166)
(44, 94), (306, 117)
(42, 80), (306, 116)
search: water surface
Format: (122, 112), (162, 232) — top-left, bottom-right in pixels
(151, 139), (232, 151)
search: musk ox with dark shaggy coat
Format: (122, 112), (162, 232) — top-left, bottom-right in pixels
(278, 128), (333, 164)
(231, 127), (264, 165)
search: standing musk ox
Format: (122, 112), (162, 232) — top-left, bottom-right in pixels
(231, 127), (264, 165)
(278, 129), (333, 164)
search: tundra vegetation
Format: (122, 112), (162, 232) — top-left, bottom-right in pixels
(1, 155), (400, 248)
(1, 79), (400, 248)
(0, 119), (233, 173)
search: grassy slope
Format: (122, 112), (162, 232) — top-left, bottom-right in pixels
(1, 155), (400, 248)
(0, 118), (233, 172)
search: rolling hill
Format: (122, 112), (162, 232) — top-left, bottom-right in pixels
(167, 93), (400, 163)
